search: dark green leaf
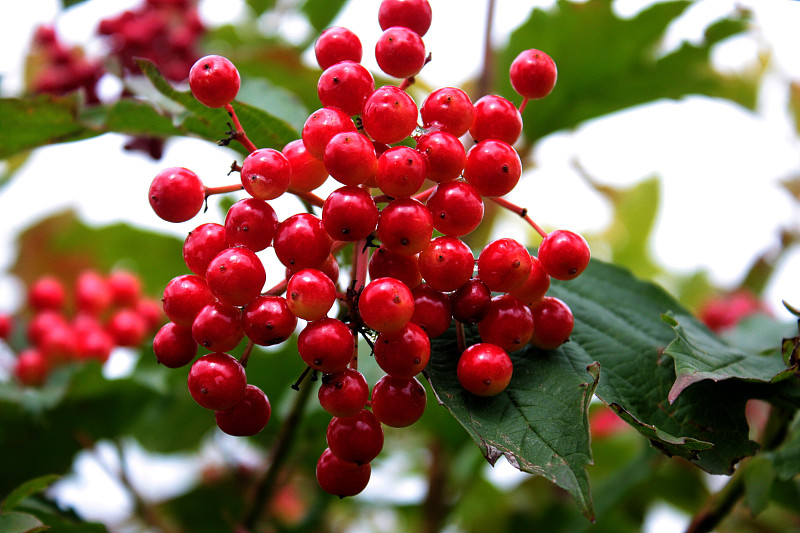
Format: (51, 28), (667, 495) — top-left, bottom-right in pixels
(0, 512), (48, 533)
(765, 413), (800, 481)
(302, 0), (349, 34)
(245, 0), (277, 16)
(427, 328), (599, 519)
(662, 312), (789, 403)
(0, 475), (60, 513)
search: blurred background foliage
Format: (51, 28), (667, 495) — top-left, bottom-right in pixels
(1, 0), (799, 532)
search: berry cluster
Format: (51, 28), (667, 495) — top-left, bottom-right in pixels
(148, 0), (589, 498)
(3, 270), (163, 387)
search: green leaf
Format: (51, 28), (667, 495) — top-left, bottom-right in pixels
(302, 0), (349, 34)
(0, 512), (49, 533)
(427, 328), (599, 520)
(662, 312), (789, 403)
(245, 0), (277, 16)
(0, 475), (60, 513)
(744, 456), (777, 516)
(765, 413), (800, 481)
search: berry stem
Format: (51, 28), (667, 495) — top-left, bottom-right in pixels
(290, 190), (325, 208)
(413, 185), (437, 203)
(398, 53), (433, 91)
(205, 183), (245, 196)
(263, 278), (288, 297)
(489, 196), (548, 239)
(519, 97), (530, 113)
(239, 340), (255, 368)
(223, 103), (258, 153)
(456, 321), (466, 354)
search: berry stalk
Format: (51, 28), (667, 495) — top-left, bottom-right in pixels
(223, 103), (258, 153)
(489, 196), (548, 239)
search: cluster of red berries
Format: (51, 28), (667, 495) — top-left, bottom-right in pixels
(3, 270), (163, 387)
(148, 0), (589, 498)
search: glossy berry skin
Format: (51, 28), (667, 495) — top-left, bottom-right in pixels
(509, 255), (550, 306)
(374, 321), (431, 378)
(367, 246), (422, 289)
(371, 375), (427, 428)
(477, 238), (532, 292)
(378, 0), (433, 36)
(316, 448), (371, 498)
(205, 247), (266, 307)
(302, 107), (357, 159)
(425, 181), (484, 237)
(314, 26), (362, 70)
(417, 236), (475, 293)
(410, 283), (452, 338)
(224, 198), (279, 252)
(282, 139), (328, 193)
(318, 368), (370, 417)
(242, 295), (297, 346)
(510, 49), (557, 100)
(323, 132), (377, 186)
(189, 55), (240, 108)
(215, 384), (271, 437)
(420, 86), (475, 137)
(286, 268), (336, 321)
(162, 274), (216, 327)
(415, 131), (466, 183)
(298, 318), (355, 373)
(529, 296), (574, 350)
(153, 322), (198, 368)
(457, 343), (513, 396)
(187, 352), (247, 410)
(358, 277), (415, 334)
(149, 167), (205, 223)
(469, 94), (523, 145)
(376, 197), (433, 256)
(478, 294), (535, 353)
(183, 223), (228, 277)
(28, 275), (66, 311)
(463, 140), (522, 198)
(361, 86), (418, 144)
(322, 185), (379, 242)
(375, 26), (426, 79)
(273, 213), (333, 271)
(318, 60), (374, 116)
(240, 148), (292, 201)
(376, 145), (427, 198)
(192, 301), (244, 352)
(537, 230), (591, 281)
(326, 408), (384, 464)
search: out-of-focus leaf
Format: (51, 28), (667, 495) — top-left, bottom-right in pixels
(765, 413), (800, 481)
(0, 512), (48, 533)
(744, 456), (777, 516)
(0, 152), (30, 190)
(498, 0), (759, 143)
(245, 0), (277, 16)
(0, 475), (60, 513)
(661, 312), (789, 403)
(60, 0), (90, 8)
(302, 0), (350, 34)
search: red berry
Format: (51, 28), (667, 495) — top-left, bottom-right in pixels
(477, 294), (534, 353)
(537, 230), (591, 281)
(149, 167), (205, 223)
(529, 296), (574, 350)
(183, 223), (228, 277)
(510, 49), (557, 100)
(463, 139), (522, 198)
(224, 198), (279, 252)
(314, 26), (363, 70)
(298, 318), (355, 373)
(371, 375), (427, 427)
(376, 197), (433, 256)
(326, 408), (384, 464)
(322, 185), (379, 242)
(361, 86), (418, 144)
(374, 321), (430, 378)
(417, 236), (475, 292)
(0, 314), (12, 340)
(107, 270), (142, 307)
(318, 368), (370, 417)
(323, 132), (377, 186)
(457, 343), (513, 396)
(106, 308), (147, 347)
(205, 247), (266, 307)
(273, 213), (333, 271)
(508, 255), (550, 306)
(367, 246), (422, 289)
(189, 55), (240, 108)
(75, 270), (112, 316)
(375, 26), (426, 79)
(187, 352), (247, 410)
(477, 238), (532, 292)
(28, 275), (66, 311)
(240, 148), (292, 201)
(375, 145), (427, 198)
(410, 283), (452, 338)
(358, 277), (414, 334)
(415, 131), (466, 183)
(317, 60), (374, 116)
(215, 384), (271, 437)
(191, 301), (244, 352)
(282, 139), (328, 193)
(425, 181), (484, 237)
(286, 268), (337, 321)
(378, 0), (433, 36)
(14, 348), (49, 387)
(153, 322), (198, 368)
(420, 86), (475, 137)
(302, 107), (357, 160)
(469, 94), (522, 145)
(162, 274), (216, 327)
(241, 295), (297, 346)
(316, 448), (371, 498)
(450, 278), (492, 324)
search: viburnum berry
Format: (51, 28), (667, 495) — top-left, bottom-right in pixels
(241, 295), (297, 346)
(469, 94), (523, 145)
(425, 180), (484, 237)
(410, 283), (452, 338)
(420, 86), (475, 137)
(75, 270), (112, 316)
(27, 310), (68, 346)
(189, 54), (240, 108)
(417, 236), (475, 292)
(187, 352), (247, 410)
(463, 139), (522, 198)
(316, 448), (371, 498)
(323, 132), (378, 186)
(0, 314), (12, 340)
(183, 223), (228, 277)
(537, 230), (591, 281)
(375, 26), (426, 79)
(375, 145), (428, 198)
(107, 270), (142, 307)
(153, 322), (198, 368)
(529, 296), (574, 350)
(358, 277), (415, 334)
(326, 408), (384, 464)
(374, 321), (431, 378)
(376, 197), (433, 256)
(371, 375), (427, 428)
(314, 26), (363, 70)
(415, 131), (466, 183)
(322, 186), (379, 242)
(286, 268), (337, 321)
(298, 318), (355, 373)
(162, 274), (216, 327)
(282, 139), (329, 193)
(240, 148), (292, 201)
(510, 49), (557, 100)
(457, 343), (513, 397)
(317, 60), (375, 117)
(378, 0), (433, 36)
(367, 246), (422, 289)
(149, 167), (205, 223)
(28, 275), (66, 311)
(318, 368), (370, 418)
(273, 213), (333, 271)
(224, 198), (279, 252)
(205, 247), (266, 307)
(191, 301), (244, 352)
(508, 255), (551, 306)
(361, 85), (419, 144)
(215, 384), (271, 437)
(477, 294), (534, 353)
(14, 348), (49, 387)
(74, 323), (114, 363)
(302, 107), (357, 160)
(106, 308), (147, 347)
(477, 238), (532, 292)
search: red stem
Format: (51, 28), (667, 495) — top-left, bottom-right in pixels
(290, 190), (325, 208)
(224, 103), (258, 153)
(205, 183), (244, 196)
(412, 186), (437, 203)
(489, 196), (548, 239)
(519, 97), (530, 113)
